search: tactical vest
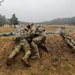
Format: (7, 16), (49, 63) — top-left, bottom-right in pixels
(14, 25), (29, 40)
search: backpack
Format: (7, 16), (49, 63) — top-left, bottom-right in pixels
(14, 25), (29, 41)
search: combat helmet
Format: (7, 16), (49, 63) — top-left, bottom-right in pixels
(61, 26), (66, 29)
(37, 26), (45, 32)
(27, 23), (34, 29)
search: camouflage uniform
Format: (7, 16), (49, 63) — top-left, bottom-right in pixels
(60, 27), (69, 38)
(6, 25), (31, 66)
(30, 25), (46, 59)
(60, 27), (75, 51)
(65, 35), (75, 50)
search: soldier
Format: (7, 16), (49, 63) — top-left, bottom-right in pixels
(28, 24), (47, 59)
(65, 35), (75, 51)
(6, 25), (31, 66)
(60, 26), (75, 51)
(60, 26), (69, 38)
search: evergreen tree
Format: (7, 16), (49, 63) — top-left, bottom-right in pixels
(0, 14), (9, 26)
(10, 14), (19, 27)
(71, 17), (75, 25)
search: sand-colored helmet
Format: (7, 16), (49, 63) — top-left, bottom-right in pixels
(37, 26), (45, 32)
(61, 26), (66, 29)
(26, 23), (34, 29)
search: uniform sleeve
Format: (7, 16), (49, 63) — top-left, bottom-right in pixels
(31, 26), (36, 35)
(41, 31), (46, 38)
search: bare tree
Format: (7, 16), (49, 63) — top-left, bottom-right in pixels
(0, 0), (5, 6)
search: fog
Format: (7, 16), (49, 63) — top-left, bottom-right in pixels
(0, 0), (75, 22)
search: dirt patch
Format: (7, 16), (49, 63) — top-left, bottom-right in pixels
(0, 34), (75, 75)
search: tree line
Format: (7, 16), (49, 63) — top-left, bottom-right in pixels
(0, 14), (75, 26)
(0, 14), (9, 26)
(0, 14), (19, 27)
(38, 17), (75, 25)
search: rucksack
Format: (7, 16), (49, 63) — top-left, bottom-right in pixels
(14, 25), (29, 41)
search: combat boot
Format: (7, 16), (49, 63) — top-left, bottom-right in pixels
(21, 57), (30, 67)
(6, 58), (12, 66)
(31, 55), (40, 59)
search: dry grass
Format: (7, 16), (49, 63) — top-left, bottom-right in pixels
(0, 27), (15, 33)
(42, 24), (75, 31)
(0, 34), (75, 75)
(0, 25), (75, 75)
(0, 24), (75, 33)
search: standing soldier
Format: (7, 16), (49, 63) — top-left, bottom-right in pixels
(6, 25), (31, 66)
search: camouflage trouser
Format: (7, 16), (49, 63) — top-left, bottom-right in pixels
(8, 38), (31, 59)
(30, 36), (44, 57)
(71, 39), (75, 45)
(65, 38), (75, 48)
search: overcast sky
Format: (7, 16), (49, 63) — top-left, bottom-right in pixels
(0, 0), (75, 22)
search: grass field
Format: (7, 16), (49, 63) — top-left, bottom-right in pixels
(43, 25), (75, 31)
(0, 27), (15, 33)
(0, 25), (75, 33)
(0, 25), (75, 75)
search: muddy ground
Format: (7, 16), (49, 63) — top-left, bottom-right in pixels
(0, 33), (75, 75)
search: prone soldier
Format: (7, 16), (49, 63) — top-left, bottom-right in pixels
(6, 25), (31, 66)
(27, 23), (48, 59)
(60, 26), (75, 52)
(65, 35), (75, 51)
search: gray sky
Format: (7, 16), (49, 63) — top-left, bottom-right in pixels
(0, 0), (75, 22)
